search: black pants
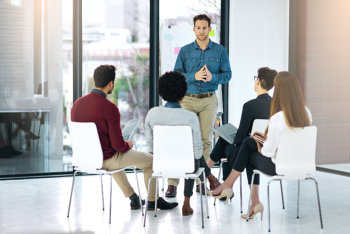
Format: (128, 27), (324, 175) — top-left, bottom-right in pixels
(210, 137), (236, 180)
(184, 156), (211, 197)
(231, 136), (277, 185)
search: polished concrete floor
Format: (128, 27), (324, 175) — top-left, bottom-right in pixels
(318, 163), (350, 174)
(0, 169), (349, 234)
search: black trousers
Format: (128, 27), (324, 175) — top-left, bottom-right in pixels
(210, 137), (235, 180)
(184, 156), (211, 197)
(231, 136), (277, 185)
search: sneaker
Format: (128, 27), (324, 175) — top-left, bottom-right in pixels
(147, 197), (178, 210)
(129, 193), (145, 210)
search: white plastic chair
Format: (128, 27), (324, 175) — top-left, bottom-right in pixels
(215, 119), (275, 212)
(143, 125), (209, 228)
(246, 126), (323, 232)
(122, 117), (142, 141)
(67, 122), (143, 224)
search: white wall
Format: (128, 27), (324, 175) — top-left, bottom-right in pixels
(229, 0), (289, 126)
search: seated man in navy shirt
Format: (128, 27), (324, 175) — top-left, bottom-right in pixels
(71, 65), (177, 211)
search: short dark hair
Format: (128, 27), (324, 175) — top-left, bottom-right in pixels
(257, 67), (277, 91)
(193, 14), (211, 27)
(158, 71), (187, 102)
(93, 65), (116, 88)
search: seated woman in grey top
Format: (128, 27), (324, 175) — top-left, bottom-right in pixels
(145, 71), (220, 216)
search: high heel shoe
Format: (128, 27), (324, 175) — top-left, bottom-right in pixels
(209, 188), (233, 204)
(219, 193), (234, 202)
(241, 203), (264, 220)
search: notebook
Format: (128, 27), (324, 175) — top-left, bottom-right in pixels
(213, 123), (238, 144)
(122, 118), (142, 141)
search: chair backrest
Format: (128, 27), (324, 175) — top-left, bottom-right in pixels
(251, 119), (269, 134)
(153, 125), (195, 178)
(68, 121), (103, 172)
(122, 117), (142, 141)
(275, 126), (317, 179)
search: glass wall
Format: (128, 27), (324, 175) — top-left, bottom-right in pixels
(81, 0), (150, 151)
(0, 0), (221, 177)
(0, 0), (72, 175)
(62, 0), (73, 171)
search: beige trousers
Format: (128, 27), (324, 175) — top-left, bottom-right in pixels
(102, 149), (156, 201)
(168, 94), (218, 186)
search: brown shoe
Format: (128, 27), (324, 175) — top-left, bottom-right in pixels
(182, 197), (193, 216)
(207, 174), (221, 191)
(196, 183), (209, 195)
(165, 185), (177, 198)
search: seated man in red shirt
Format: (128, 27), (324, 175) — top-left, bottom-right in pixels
(71, 64), (177, 211)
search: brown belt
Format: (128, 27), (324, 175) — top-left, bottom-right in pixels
(185, 92), (215, 98)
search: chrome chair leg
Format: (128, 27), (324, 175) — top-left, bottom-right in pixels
(67, 170), (78, 217)
(240, 175), (243, 213)
(100, 174), (105, 211)
(143, 177), (154, 227)
(280, 179), (285, 209)
(133, 168), (144, 216)
(109, 175), (112, 224)
(267, 181), (272, 232)
(202, 170), (209, 219)
(214, 160), (224, 206)
(246, 172), (256, 222)
(297, 180), (300, 218)
(198, 177), (204, 228)
(308, 177), (323, 229)
(154, 177), (158, 217)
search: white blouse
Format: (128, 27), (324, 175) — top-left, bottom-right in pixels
(261, 107), (312, 163)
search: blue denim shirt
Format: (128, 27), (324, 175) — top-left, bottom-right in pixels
(174, 40), (232, 94)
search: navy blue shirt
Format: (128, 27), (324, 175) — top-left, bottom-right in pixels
(91, 88), (106, 98)
(174, 40), (232, 94)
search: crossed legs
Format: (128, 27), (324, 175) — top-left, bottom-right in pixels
(212, 136), (276, 214)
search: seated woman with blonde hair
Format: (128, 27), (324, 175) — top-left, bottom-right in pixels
(211, 71), (312, 219)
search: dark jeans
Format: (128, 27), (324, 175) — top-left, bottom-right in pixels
(210, 137), (239, 180)
(210, 137), (232, 180)
(231, 136), (277, 185)
(184, 156), (211, 197)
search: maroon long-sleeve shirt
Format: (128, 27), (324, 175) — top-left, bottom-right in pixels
(71, 91), (130, 160)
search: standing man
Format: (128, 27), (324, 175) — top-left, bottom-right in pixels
(71, 65), (177, 211)
(165, 14), (231, 197)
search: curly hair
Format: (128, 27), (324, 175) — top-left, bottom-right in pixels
(93, 64), (116, 88)
(158, 71), (187, 102)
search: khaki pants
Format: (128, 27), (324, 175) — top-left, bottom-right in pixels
(168, 94), (218, 187)
(102, 149), (156, 201)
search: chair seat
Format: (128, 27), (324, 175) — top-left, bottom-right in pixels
(152, 168), (204, 179)
(253, 169), (313, 181)
(220, 158), (228, 163)
(74, 166), (136, 175)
